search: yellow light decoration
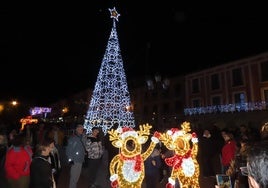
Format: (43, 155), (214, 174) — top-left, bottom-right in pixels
(0, 104), (4, 113)
(20, 116), (38, 131)
(158, 121), (200, 188)
(108, 124), (159, 188)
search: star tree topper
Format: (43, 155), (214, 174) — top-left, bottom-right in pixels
(109, 7), (120, 21)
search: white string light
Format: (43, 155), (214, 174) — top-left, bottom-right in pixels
(84, 7), (135, 135)
(184, 101), (267, 115)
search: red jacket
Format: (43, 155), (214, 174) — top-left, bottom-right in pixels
(5, 146), (31, 179)
(221, 140), (237, 166)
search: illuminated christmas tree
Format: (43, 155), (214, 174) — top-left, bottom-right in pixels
(83, 7), (136, 135)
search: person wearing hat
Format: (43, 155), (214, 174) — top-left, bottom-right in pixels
(65, 124), (86, 188)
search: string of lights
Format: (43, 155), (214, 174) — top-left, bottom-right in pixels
(83, 7), (135, 135)
(184, 101), (267, 115)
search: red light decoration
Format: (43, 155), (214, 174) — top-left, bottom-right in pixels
(20, 116), (38, 131)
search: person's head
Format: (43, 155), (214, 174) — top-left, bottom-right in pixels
(91, 127), (100, 137)
(221, 131), (234, 142)
(247, 142), (268, 188)
(43, 138), (55, 151)
(220, 128), (228, 137)
(75, 124), (84, 135)
(11, 133), (25, 147)
(240, 124), (248, 132)
(0, 132), (7, 146)
(35, 139), (54, 157)
(240, 138), (249, 149)
(203, 129), (211, 138)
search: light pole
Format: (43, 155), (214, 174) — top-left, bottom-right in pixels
(145, 73), (170, 131)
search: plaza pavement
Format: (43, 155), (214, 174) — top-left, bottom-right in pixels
(57, 149), (217, 188)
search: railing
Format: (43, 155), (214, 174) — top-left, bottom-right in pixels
(184, 101), (267, 115)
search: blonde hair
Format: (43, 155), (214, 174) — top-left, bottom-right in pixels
(260, 122), (268, 140)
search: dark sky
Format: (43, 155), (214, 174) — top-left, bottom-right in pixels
(2, 2), (268, 105)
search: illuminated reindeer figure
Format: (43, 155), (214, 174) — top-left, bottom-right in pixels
(159, 121), (200, 188)
(108, 124), (159, 188)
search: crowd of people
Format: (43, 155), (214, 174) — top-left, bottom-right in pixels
(65, 124), (104, 188)
(0, 123), (64, 188)
(0, 122), (106, 188)
(0, 121), (267, 188)
(197, 122), (268, 188)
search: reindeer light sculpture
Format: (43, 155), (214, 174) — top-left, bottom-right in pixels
(108, 124), (160, 188)
(159, 121), (200, 188)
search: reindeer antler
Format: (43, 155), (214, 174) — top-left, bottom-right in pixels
(159, 132), (174, 150)
(108, 129), (120, 141)
(158, 132), (169, 144)
(181, 121), (191, 133)
(138, 123), (152, 136)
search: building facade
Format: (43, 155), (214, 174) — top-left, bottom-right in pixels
(45, 51), (268, 131)
(184, 51), (268, 129)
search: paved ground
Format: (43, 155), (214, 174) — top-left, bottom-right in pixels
(57, 149), (217, 188)
(57, 150), (110, 188)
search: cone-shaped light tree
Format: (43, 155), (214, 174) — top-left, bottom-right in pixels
(83, 7), (136, 135)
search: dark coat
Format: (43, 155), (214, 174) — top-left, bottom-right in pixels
(30, 155), (54, 188)
(0, 145), (8, 188)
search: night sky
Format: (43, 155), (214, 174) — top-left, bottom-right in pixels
(2, 2), (268, 105)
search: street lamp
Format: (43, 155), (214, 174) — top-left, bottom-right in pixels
(11, 100), (18, 106)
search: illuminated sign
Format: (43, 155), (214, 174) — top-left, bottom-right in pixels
(20, 116), (38, 131)
(30, 107), (52, 115)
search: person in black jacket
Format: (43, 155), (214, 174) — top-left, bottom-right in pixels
(199, 129), (217, 177)
(144, 144), (162, 188)
(30, 140), (55, 188)
(45, 138), (61, 185)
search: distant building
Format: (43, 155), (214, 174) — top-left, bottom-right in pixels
(184, 51), (268, 129)
(46, 51), (268, 131)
